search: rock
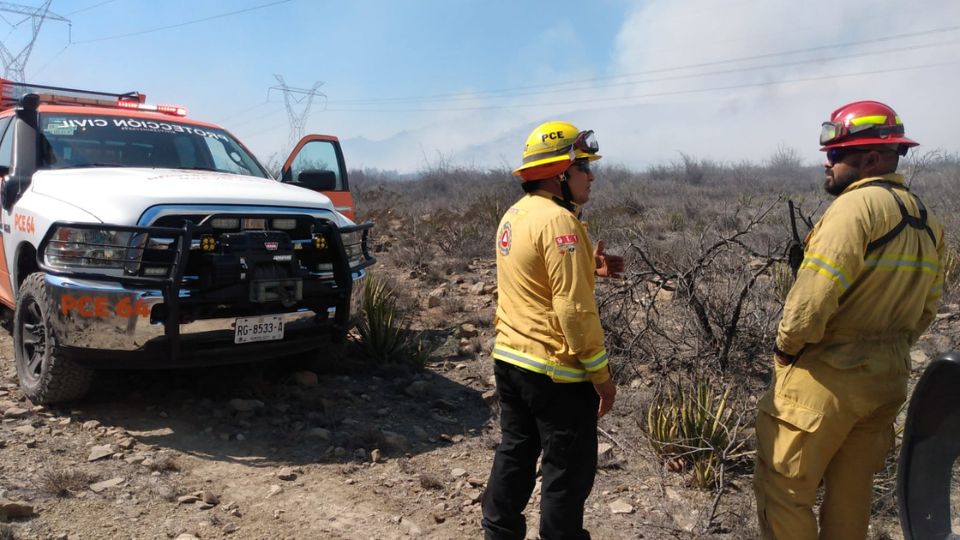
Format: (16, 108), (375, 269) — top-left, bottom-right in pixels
(481, 390), (497, 405)
(0, 498), (35, 521)
(223, 523), (239, 534)
(88, 444), (114, 462)
(117, 437), (136, 450)
(469, 282), (485, 295)
(201, 490), (219, 505)
(174, 535), (199, 540)
(265, 485), (283, 498)
(465, 489), (482, 503)
(305, 427), (331, 440)
(910, 350), (929, 365)
(371, 449), (382, 463)
(13, 425), (35, 435)
(597, 443), (615, 461)
(427, 295), (443, 308)
(82, 420), (101, 430)
(404, 381), (430, 398)
(451, 468), (467, 478)
(89, 477), (124, 493)
(3, 407), (28, 418)
(277, 467), (297, 481)
(292, 370), (318, 387)
(382, 430), (409, 452)
(228, 399), (264, 412)
(412, 425), (429, 440)
(177, 495), (200, 505)
(459, 323), (479, 338)
(609, 499), (634, 514)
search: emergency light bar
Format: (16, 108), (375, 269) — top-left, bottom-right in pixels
(0, 78), (185, 117)
(116, 99), (187, 117)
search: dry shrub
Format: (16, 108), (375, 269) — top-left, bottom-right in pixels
(419, 472), (445, 490)
(148, 455), (181, 473)
(37, 468), (97, 497)
(0, 524), (14, 540)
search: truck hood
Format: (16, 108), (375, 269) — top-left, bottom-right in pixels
(29, 168), (338, 225)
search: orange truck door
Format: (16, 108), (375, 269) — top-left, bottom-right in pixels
(281, 135), (355, 221)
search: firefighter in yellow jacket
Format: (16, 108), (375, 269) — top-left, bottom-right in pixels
(754, 101), (945, 540)
(481, 121), (622, 540)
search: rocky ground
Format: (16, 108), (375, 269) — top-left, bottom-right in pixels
(0, 254), (955, 539)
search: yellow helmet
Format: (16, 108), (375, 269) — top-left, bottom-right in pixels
(512, 120), (601, 182)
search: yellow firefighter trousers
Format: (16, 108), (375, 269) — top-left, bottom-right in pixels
(753, 344), (909, 540)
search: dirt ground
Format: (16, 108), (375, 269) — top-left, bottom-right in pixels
(0, 257), (952, 540)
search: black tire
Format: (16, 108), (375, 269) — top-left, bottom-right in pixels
(14, 272), (94, 404)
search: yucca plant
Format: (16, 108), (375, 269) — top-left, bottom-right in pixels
(644, 378), (735, 489)
(356, 274), (428, 368)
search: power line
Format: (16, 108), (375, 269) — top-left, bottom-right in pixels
(74, 0), (292, 44)
(320, 60), (959, 114)
(65, 0), (118, 17)
(323, 24), (960, 106)
(325, 38), (960, 107)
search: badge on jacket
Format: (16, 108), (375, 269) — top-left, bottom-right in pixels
(498, 222), (512, 256)
(555, 234), (578, 255)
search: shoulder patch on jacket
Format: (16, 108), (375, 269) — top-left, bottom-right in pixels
(555, 234), (578, 254)
(498, 222), (512, 256)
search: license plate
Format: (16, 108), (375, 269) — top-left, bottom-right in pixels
(234, 315), (284, 344)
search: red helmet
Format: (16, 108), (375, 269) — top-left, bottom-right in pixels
(819, 100), (918, 151)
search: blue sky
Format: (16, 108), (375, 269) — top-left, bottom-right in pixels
(7, 0), (960, 172)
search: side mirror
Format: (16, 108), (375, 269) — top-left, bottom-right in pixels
(1, 178), (16, 211)
(296, 169), (338, 192)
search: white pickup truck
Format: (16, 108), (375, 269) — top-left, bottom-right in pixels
(0, 79), (374, 403)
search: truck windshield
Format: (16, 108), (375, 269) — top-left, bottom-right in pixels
(37, 113), (270, 178)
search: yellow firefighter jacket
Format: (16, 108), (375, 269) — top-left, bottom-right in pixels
(776, 173), (945, 368)
(493, 190), (610, 384)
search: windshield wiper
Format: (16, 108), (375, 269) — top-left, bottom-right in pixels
(64, 162), (125, 168)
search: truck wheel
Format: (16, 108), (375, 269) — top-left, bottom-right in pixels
(14, 272), (94, 404)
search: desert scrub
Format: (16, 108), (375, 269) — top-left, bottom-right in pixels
(357, 274), (429, 368)
(643, 378), (746, 489)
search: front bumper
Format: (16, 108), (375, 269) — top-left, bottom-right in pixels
(37, 219), (374, 367)
(44, 273), (366, 368)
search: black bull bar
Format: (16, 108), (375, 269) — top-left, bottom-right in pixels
(36, 217), (375, 361)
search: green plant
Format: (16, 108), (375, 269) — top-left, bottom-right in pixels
(644, 378), (737, 489)
(357, 274), (429, 368)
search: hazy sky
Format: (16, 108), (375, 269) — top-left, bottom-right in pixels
(7, 0), (960, 172)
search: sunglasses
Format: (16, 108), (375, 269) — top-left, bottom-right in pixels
(572, 160), (592, 174)
(825, 147), (869, 165)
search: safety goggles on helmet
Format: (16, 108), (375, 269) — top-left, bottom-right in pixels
(820, 121), (906, 146)
(573, 130), (599, 155)
(826, 145), (907, 165)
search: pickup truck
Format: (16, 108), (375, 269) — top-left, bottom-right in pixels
(0, 79), (374, 403)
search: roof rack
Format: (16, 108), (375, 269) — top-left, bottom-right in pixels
(0, 78), (144, 111)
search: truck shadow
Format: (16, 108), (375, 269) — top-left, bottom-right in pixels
(55, 342), (492, 469)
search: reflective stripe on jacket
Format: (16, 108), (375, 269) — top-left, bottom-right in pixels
(493, 190), (610, 384)
(777, 173), (945, 368)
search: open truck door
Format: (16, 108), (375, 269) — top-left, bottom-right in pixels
(281, 135), (355, 221)
(897, 351), (960, 540)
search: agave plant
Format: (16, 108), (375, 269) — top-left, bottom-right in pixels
(644, 378), (734, 489)
(356, 275), (428, 368)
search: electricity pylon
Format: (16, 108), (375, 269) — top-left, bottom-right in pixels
(270, 74), (325, 152)
(0, 0), (70, 81)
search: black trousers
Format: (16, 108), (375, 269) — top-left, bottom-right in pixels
(481, 361), (600, 540)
